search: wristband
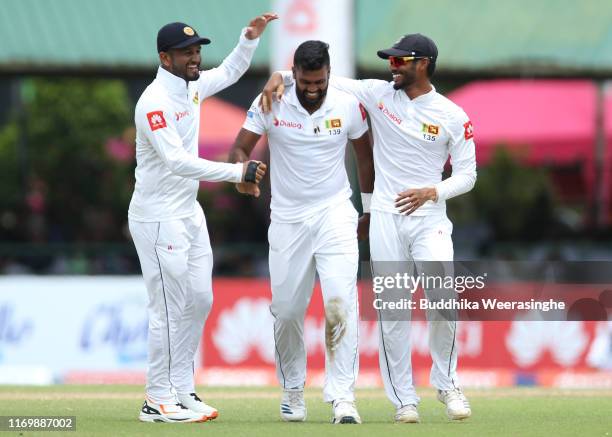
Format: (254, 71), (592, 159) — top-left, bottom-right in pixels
(361, 192), (372, 213)
(244, 161), (260, 183)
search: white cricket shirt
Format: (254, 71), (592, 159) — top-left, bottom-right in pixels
(243, 85), (368, 223)
(281, 73), (477, 216)
(128, 30), (259, 222)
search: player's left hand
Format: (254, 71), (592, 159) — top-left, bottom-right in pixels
(395, 187), (438, 215)
(244, 12), (279, 40)
(241, 160), (267, 184)
(357, 214), (370, 241)
(235, 182), (261, 198)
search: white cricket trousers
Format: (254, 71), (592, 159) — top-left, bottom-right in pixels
(369, 210), (459, 408)
(269, 199), (359, 402)
(129, 205), (213, 404)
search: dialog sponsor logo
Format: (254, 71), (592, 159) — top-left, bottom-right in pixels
(273, 117), (303, 129)
(377, 102), (402, 125)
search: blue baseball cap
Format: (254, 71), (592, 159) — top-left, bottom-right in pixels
(157, 22), (211, 53)
(377, 33), (437, 60)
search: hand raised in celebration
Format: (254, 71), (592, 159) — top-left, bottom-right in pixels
(244, 12), (279, 40)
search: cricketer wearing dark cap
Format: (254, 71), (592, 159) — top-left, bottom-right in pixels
(155, 22), (213, 82)
(376, 33), (438, 90)
(376, 33), (438, 60)
(157, 22), (211, 53)
(156, 15), (277, 83)
(130, 12), (277, 424)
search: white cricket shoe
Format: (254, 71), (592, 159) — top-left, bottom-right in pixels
(138, 398), (209, 423)
(280, 388), (306, 422)
(177, 393), (218, 420)
(394, 404), (420, 423)
(437, 388), (471, 420)
(332, 400), (361, 424)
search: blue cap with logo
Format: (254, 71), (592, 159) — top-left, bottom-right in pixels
(157, 22), (211, 53)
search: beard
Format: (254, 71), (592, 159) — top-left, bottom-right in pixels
(170, 62), (200, 82)
(392, 67), (417, 90)
(392, 75), (405, 90)
(186, 70), (200, 81)
(297, 87), (328, 109)
(393, 73), (417, 90)
(182, 67), (200, 82)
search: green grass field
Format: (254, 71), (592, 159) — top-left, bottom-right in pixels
(0, 385), (610, 436)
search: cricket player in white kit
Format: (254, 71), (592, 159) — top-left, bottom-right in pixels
(229, 41), (374, 424)
(128, 14), (276, 423)
(263, 34), (476, 423)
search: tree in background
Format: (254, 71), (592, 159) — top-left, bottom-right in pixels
(449, 147), (560, 243)
(0, 78), (134, 244)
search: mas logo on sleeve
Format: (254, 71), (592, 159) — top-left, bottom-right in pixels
(463, 120), (474, 140)
(147, 111), (167, 131)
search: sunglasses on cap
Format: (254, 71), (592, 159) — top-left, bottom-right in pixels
(388, 55), (430, 68)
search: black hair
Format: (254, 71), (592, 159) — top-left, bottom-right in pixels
(426, 58), (436, 78)
(293, 40), (330, 71)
